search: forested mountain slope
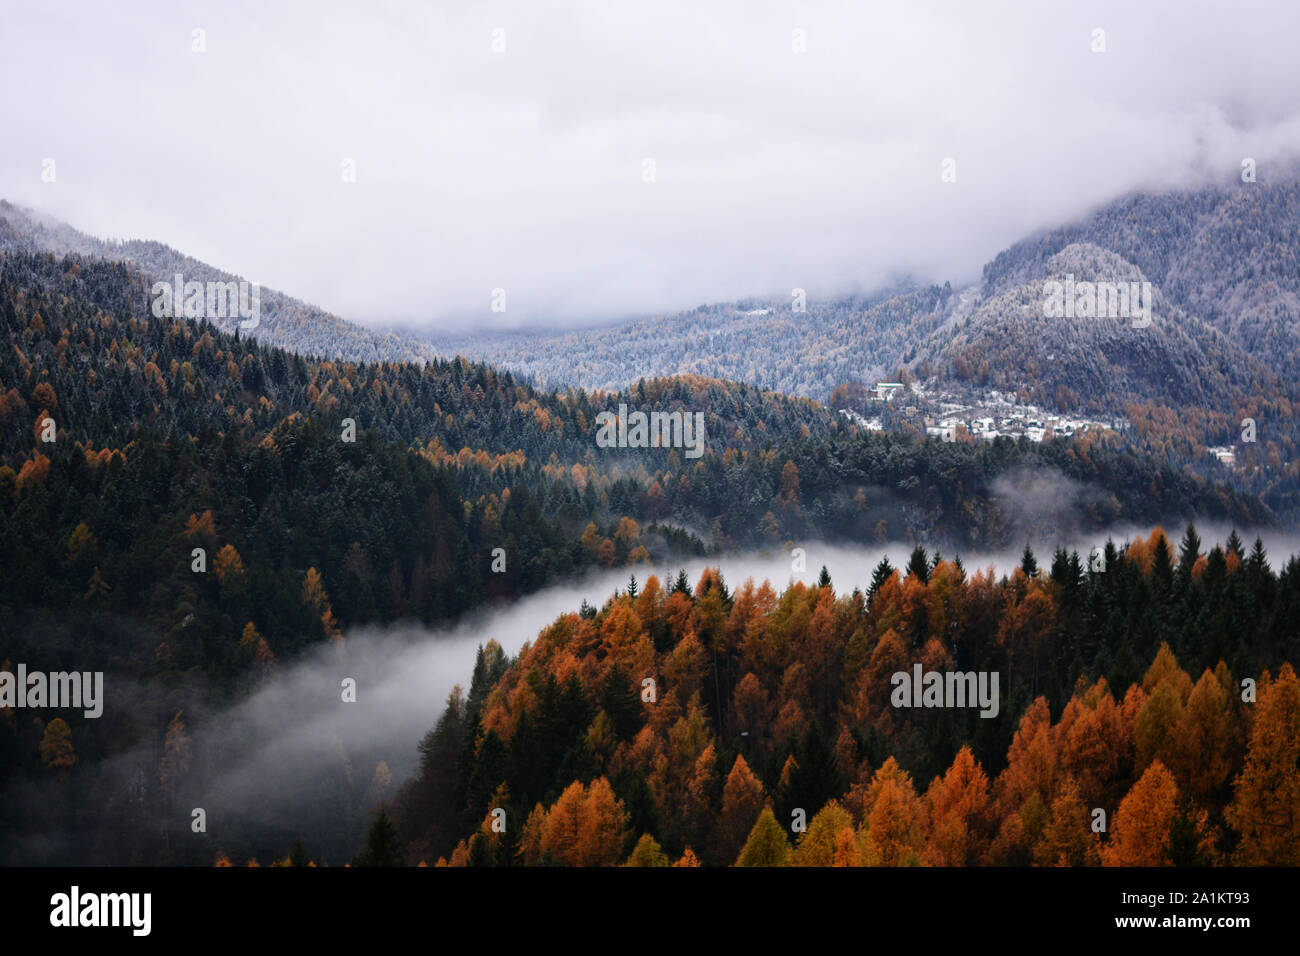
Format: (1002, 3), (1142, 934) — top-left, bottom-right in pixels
(428, 175), (1300, 401)
(0, 237), (1279, 868)
(977, 175), (1300, 375)
(426, 280), (937, 397)
(421, 175), (1300, 520)
(0, 200), (436, 366)
(0, 249), (1267, 685)
(927, 243), (1294, 440)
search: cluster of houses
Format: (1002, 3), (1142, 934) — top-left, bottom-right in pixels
(838, 384), (1126, 444)
(839, 383), (1237, 466)
(921, 396), (1123, 443)
(921, 416), (1092, 443)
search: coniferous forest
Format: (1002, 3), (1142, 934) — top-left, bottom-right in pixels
(1, 249), (1296, 870)
(394, 528), (1300, 868)
(5, 17), (1300, 948)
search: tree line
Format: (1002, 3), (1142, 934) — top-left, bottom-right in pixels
(393, 527), (1300, 866)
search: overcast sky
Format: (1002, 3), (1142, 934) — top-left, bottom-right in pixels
(3, 0), (1299, 331)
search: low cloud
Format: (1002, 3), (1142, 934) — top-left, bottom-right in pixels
(3, 1), (1300, 328)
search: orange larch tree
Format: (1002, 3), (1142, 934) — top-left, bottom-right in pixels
(1227, 664), (1300, 864)
(1101, 760), (1179, 867)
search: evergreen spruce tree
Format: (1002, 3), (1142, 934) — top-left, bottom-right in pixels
(1177, 523), (1202, 588)
(868, 557), (894, 601)
(906, 546), (930, 584)
(354, 806), (404, 867)
(1049, 546), (1072, 584)
(1151, 533), (1175, 594)
(1167, 797), (1211, 867)
(600, 664), (643, 740)
(1226, 529), (1245, 561)
(1248, 537), (1269, 575)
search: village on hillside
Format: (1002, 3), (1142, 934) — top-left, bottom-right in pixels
(839, 381), (1128, 444)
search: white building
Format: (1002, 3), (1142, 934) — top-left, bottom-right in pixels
(870, 382), (906, 402)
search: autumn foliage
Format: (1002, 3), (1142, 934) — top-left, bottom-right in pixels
(399, 530), (1300, 866)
